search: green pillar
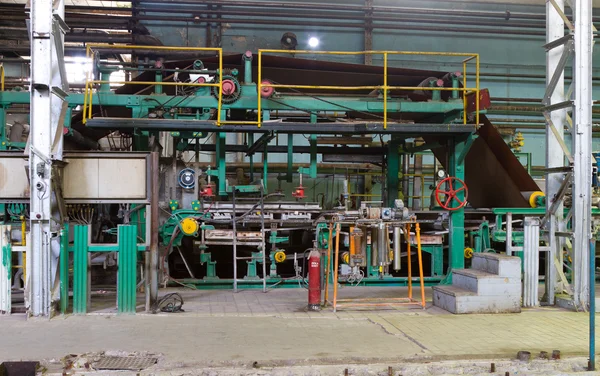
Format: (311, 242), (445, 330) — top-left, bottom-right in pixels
(60, 226), (69, 314)
(447, 136), (469, 278)
(216, 132), (226, 195)
(117, 225), (137, 314)
(386, 136), (401, 207)
(263, 144), (268, 191)
(73, 225), (89, 314)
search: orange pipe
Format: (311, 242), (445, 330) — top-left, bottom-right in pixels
(323, 222), (333, 307)
(405, 224), (412, 300)
(416, 223), (426, 308)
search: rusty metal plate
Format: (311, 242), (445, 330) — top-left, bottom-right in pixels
(428, 115), (538, 208)
(94, 356), (156, 371)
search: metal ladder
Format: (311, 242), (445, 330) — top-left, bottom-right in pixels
(232, 184), (266, 292)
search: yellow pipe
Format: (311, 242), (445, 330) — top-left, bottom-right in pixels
(383, 52), (388, 129)
(21, 216), (26, 283)
(217, 49), (223, 125)
(259, 49), (477, 58)
(476, 55), (480, 125)
(257, 51), (262, 128)
(415, 223), (426, 308)
(0, 65), (4, 91)
(463, 61), (467, 125)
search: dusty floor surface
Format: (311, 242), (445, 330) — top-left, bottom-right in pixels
(1, 287), (598, 374)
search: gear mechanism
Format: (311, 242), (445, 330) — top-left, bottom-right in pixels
(212, 74), (242, 104)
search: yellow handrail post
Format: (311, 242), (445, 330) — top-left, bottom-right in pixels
(383, 52), (388, 129)
(323, 222), (333, 307)
(0, 65), (4, 92)
(217, 48), (223, 125)
(257, 50), (262, 128)
(476, 54), (480, 125)
(462, 61), (467, 125)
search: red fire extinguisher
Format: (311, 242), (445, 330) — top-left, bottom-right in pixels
(307, 248), (321, 311)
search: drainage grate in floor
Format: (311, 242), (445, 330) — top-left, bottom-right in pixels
(94, 356), (157, 371)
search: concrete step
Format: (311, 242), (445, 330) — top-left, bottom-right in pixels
(471, 252), (521, 278)
(432, 285), (521, 314)
(453, 269), (521, 296)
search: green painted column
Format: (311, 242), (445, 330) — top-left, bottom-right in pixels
(248, 133), (255, 181)
(73, 225), (89, 314)
(446, 136), (471, 280)
(59, 226), (69, 314)
(386, 136), (401, 207)
(216, 132), (226, 195)
(117, 225), (137, 314)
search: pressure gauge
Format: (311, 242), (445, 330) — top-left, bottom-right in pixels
(436, 169), (447, 179)
(178, 168), (196, 190)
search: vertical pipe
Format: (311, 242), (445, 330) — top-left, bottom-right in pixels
(0, 225), (11, 314)
(257, 51), (262, 128)
(589, 239), (596, 371)
(475, 54), (480, 125)
(323, 223), (333, 306)
(260, 185), (266, 292)
(523, 217), (540, 307)
(332, 222), (341, 312)
(147, 152), (159, 312)
(393, 226), (401, 271)
(217, 48), (223, 124)
(59, 226), (69, 314)
(370, 227), (378, 267)
(232, 188), (238, 292)
(383, 52), (388, 129)
(412, 151), (423, 210)
(416, 223), (426, 308)
(462, 61), (467, 124)
(377, 223), (387, 267)
(406, 224), (412, 299)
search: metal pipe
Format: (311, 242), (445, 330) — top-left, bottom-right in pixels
(589, 239), (596, 371)
(148, 151), (159, 312)
(377, 223), (388, 267)
(370, 227), (378, 267)
(393, 226), (401, 271)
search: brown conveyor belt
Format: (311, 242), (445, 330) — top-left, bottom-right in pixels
(73, 54), (539, 208)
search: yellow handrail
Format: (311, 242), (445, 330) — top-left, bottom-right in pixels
(257, 49), (480, 129)
(0, 64), (4, 91)
(83, 44), (223, 125)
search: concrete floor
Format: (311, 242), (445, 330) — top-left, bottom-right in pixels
(1, 286), (598, 375)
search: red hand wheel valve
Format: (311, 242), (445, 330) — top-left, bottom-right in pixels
(435, 176), (468, 210)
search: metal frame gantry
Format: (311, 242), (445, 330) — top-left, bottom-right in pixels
(544, 0), (593, 310)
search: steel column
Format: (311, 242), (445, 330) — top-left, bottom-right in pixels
(572, 0), (593, 310)
(72, 225), (88, 314)
(29, 0), (67, 317)
(545, 0), (566, 306)
(447, 137), (469, 276)
(386, 136), (400, 207)
(118, 225), (137, 314)
(523, 217), (540, 307)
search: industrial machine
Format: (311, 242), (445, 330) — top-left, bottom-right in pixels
(1, 43), (592, 314)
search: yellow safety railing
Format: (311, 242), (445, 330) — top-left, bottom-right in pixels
(257, 49), (480, 129)
(83, 44), (223, 124)
(0, 64), (4, 91)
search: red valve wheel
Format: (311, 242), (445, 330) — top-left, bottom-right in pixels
(435, 176), (468, 210)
